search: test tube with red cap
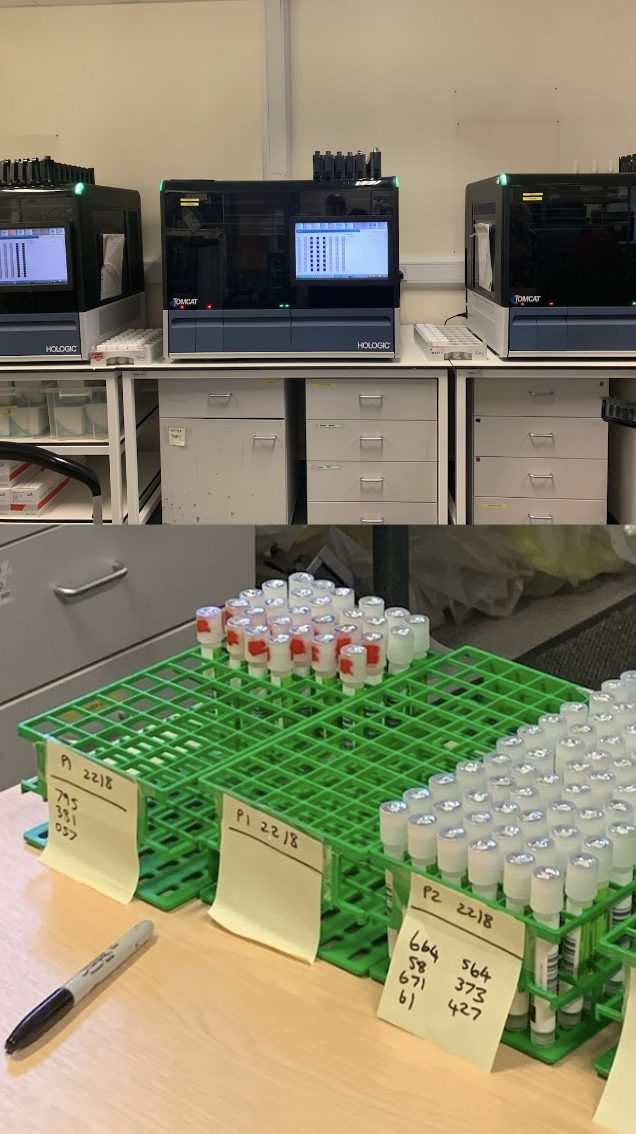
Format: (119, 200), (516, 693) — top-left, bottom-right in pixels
(268, 633), (293, 686)
(387, 625), (414, 675)
(312, 633), (337, 684)
(195, 605), (224, 659)
(244, 624), (269, 677)
(239, 588), (264, 609)
(290, 624), (312, 675)
(339, 643), (367, 694)
(361, 631), (387, 684)
(225, 615), (251, 668)
(224, 596), (250, 627)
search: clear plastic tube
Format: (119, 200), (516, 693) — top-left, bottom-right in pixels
(558, 853), (600, 1029)
(504, 851), (536, 1031)
(530, 866), (564, 1048)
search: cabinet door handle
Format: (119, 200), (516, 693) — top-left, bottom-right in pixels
(528, 473), (554, 479)
(528, 514), (554, 521)
(360, 436), (384, 442)
(360, 477), (384, 484)
(359, 393), (383, 401)
(53, 561), (128, 604)
(529, 432), (554, 439)
(208, 392), (232, 399)
(528, 390), (554, 396)
(360, 517), (385, 524)
(253, 435), (277, 442)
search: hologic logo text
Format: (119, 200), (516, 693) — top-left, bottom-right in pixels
(358, 341), (391, 349)
(46, 345), (78, 353)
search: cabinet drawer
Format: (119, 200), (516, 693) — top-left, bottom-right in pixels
(473, 375), (606, 417)
(160, 418), (289, 523)
(308, 461), (437, 503)
(306, 419), (437, 462)
(0, 526), (255, 704)
(158, 374), (286, 419)
(473, 456), (607, 500)
(305, 377), (437, 420)
(472, 498), (607, 524)
(473, 416), (607, 459)
(308, 501), (438, 524)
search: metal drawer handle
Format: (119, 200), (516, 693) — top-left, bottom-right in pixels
(528, 473), (554, 479)
(529, 432), (554, 439)
(360, 436), (384, 442)
(359, 394), (383, 400)
(360, 477), (384, 484)
(528, 390), (554, 396)
(360, 517), (385, 524)
(253, 435), (277, 441)
(53, 561), (128, 604)
(528, 514), (554, 521)
(208, 392), (232, 399)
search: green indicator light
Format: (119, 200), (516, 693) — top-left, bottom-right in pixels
(497, 173), (508, 186)
(159, 180), (164, 192)
(394, 176), (399, 187)
(632, 301), (636, 306)
(74, 182), (85, 195)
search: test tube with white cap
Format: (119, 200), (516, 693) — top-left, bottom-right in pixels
(289, 624), (313, 675)
(555, 736), (586, 775)
(267, 634), (292, 686)
(525, 748), (554, 773)
(607, 821), (636, 931)
(587, 770), (616, 806)
(601, 736), (628, 760)
(408, 614), (430, 658)
(539, 714), (568, 745)
(269, 614), (293, 633)
(569, 724), (597, 753)
(339, 643), (367, 694)
(289, 571), (314, 589)
(361, 632), (387, 685)
(610, 703), (636, 729)
(224, 596), (250, 626)
(563, 758), (592, 786)
(530, 866), (564, 1047)
(363, 614), (388, 637)
(511, 762), (539, 784)
(493, 824), (524, 853)
(456, 760), (487, 793)
(504, 851), (536, 1031)
(602, 679), (624, 700)
(492, 799), (521, 822)
(342, 608), (365, 630)
(518, 724), (548, 752)
(311, 633), (337, 684)
(247, 605), (268, 627)
(262, 578), (288, 603)
(359, 595), (385, 619)
(576, 807), (606, 837)
(289, 605), (312, 627)
(534, 773), (563, 808)
(484, 752), (513, 773)
(195, 605), (224, 659)
(624, 724), (636, 754)
(586, 750), (611, 773)
(590, 712), (617, 739)
(309, 594), (333, 618)
(437, 826), (468, 885)
(497, 735), (526, 759)
(334, 623), (360, 657)
(402, 786), (432, 816)
(330, 587), (355, 618)
(606, 798), (635, 824)
(385, 606), (410, 627)
(583, 835), (613, 895)
(560, 701), (589, 727)
(311, 614), (336, 637)
(387, 625), (414, 675)
(464, 810), (495, 838)
(558, 852), (600, 1029)
(239, 587), (264, 609)
(589, 691), (615, 713)
(408, 812), (438, 869)
(464, 787), (492, 812)
(550, 824), (582, 872)
(312, 579), (335, 595)
(510, 784), (541, 810)
(264, 597), (288, 622)
(563, 782), (593, 808)
(433, 799), (463, 823)
(488, 775), (517, 802)
(225, 615), (251, 667)
(518, 809), (549, 839)
(290, 587), (314, 606)
(380, 799), (409, 859)
(468, 837), (501, 901)
(548, 798), (577, 825)
(525, 835), (556, 867)
(620, 671), (636, 703)
(429, 772), (460, 803)
(244, 624), (270, 677)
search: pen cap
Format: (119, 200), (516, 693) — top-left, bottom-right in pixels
(531, 865), (564, 917)
(492, 799), (520, 820)
(402, 786), (432, 815)
(587, 770), (616, 805)
(262, 578), (288, 601)
(312, 579), (335, 594)
(524, 747), (553, 772)
(583, 836), (613, 886)
(488, 775), (516, 802)
(539, 714), (568, 742)
(437, 825), (469, 875)
(468, 837), (501, 889)
(239, 587), (264, 609)
(428, 772), (460, 802)
(268, 633), (292, 672)
(288, 571), (314, 588)
(379, 800), (408, 849)
(605, 799), (635, 823)
(518, 808), (548, 838)
(311, 632), (337, 674)
(387, 625), (414, 664)
(565, 853), (600, 903)
(456, 760), (487, 791)
(359, 594), (385, 617)
(433, 799), (463, 821)
(408, 812), (437, 861)
(607, 822), (636, 870)
(525, 835), (556, 867)
(289, 605), (311, 626)
(551, 824), (582, 869)
(504, 850), (536, 901)
(408, 614), (430, 657)
(576, 807), (606, 837)
(385, 606), (410, 626)
(464, 810), (494, 836)
(496, 735), (525, 758)
(560, 701), (589, 726)
(330, 587), (355, 617)
(534, 773), (563, 806)
(590, 712), (616, 739)
(492, 824), (524, 852)
(563, 758), (592, 785)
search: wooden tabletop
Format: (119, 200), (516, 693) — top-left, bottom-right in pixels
(1, 787), (617, 1134)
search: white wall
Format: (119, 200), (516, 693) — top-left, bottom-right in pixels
(0, 0), (264, 322)
(290, 0), (636, 324)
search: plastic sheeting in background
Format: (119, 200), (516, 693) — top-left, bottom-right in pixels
(256, 526), (632, 628)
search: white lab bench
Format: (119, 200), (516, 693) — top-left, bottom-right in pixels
(454, 356), (636, 525)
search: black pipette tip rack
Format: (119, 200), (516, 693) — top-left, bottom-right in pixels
(601, 395), (636, 428)
(0, 157), (95, 188)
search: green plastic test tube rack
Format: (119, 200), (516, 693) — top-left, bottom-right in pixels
(593, 907), (636, 1076)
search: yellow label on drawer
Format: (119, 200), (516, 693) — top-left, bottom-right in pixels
(482, 503), (507, 508)
(261, 380), (282, 385)
(314, 465), (340, 470)
(318, 423), (342, 428)
(312, 382), (337, 387)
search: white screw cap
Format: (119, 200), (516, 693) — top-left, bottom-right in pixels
(504, 850), (536, 901)
(531, 865), (564, 916)
(607, 822), (636, 869)
(437, 826), (469, 875)
(582, 835), (613, 886)
(468, 837), (501, 889)
(565, 853), (600, 903)
(379, 800), (408, 849)
(408, 812), (437, 861)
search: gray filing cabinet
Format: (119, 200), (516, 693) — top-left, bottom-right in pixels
(158, 373), (298, 523)
(0, 525), (255, 788)
(469, 372), (608, 524)
(305, 376), (439, 524)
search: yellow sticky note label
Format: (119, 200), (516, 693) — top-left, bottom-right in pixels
(41, 741), (140, 904)
(168, 426), (186, 447)
(261, 380), (282, 385)
(595, 968), (636, 1133)
(312, 382), (337, 387)
(209, 795), (324, 963)
(482, 503), (507, 508)
(378, 875), (524, 1071)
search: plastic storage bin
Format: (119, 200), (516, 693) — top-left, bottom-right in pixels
(0, 383), (50, 438)
(47, 384), (110, 439)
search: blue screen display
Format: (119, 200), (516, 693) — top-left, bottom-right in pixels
(295, 221), (388, 280)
